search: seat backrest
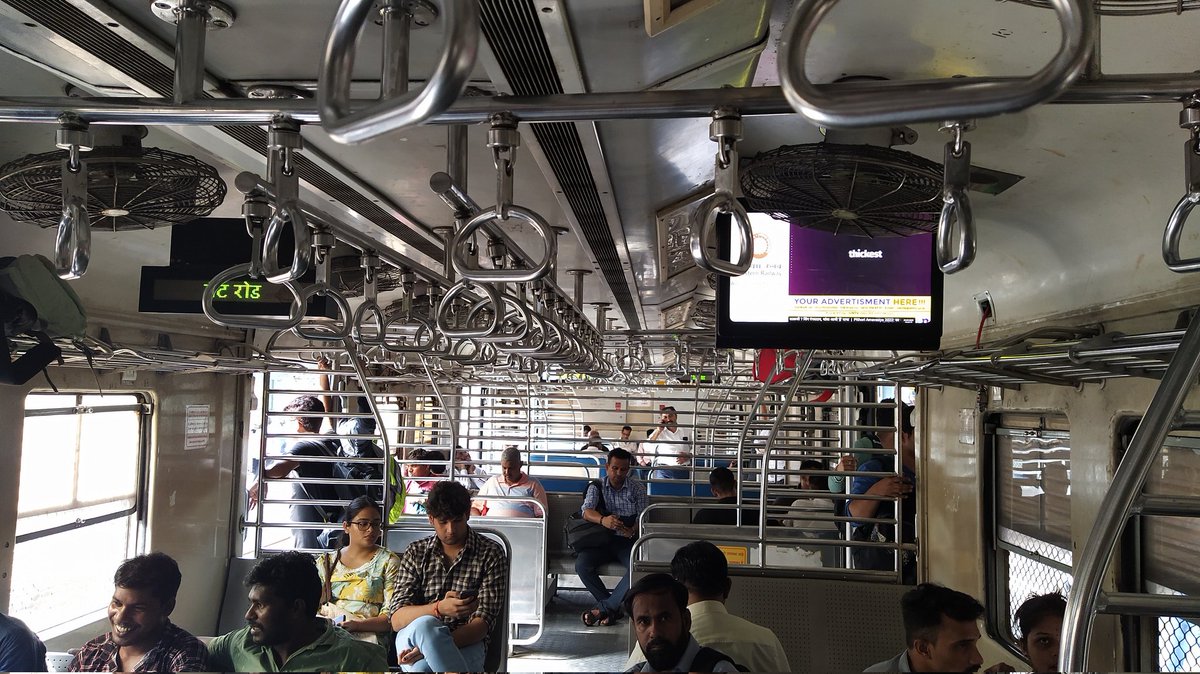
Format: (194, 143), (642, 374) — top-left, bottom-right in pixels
(45, 651), (74, 672)
(216, 557), (260, 635)
(483, 585), (509, 671)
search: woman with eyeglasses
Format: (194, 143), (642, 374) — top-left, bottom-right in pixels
(314, 496), (401, 646)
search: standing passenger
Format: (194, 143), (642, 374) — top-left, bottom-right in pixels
(848, 402), (917, 582)
(69, 553), (207, 672)
(472, 447), (548, 518)
(248, 395), (340, 550)
(389, 481), (508, 672)
(578, 447), (648, 626)
(314, 497), (401, 646)
(206, 552), (387, 671)
(644, 406), (690, 479)
(0, 613), (46, 672)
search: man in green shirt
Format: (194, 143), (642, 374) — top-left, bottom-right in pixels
(206, 551), (388, 672)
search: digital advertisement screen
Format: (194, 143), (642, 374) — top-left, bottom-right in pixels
(717, 212), (943, 350)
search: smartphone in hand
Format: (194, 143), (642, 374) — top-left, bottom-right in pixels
(458, 587), (479, 600)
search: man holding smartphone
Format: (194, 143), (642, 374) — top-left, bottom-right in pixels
(644, 406), (690, 480)
(388, 481), (509, 672)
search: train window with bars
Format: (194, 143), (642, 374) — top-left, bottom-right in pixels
(1136, 428), (1200, 672)
(10, 392), (148, 636)
(985, 413), (1072, 653)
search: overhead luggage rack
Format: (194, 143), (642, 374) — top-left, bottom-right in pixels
(853, 327), (1185, 390)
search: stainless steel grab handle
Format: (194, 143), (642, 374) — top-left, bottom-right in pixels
(452, 206), (557, 283)
(777, 0), (1094, 127)
(318, 0), (480, 144)
(202, 264), (306, 331)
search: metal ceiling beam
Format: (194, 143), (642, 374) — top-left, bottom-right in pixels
(0, 76), (1196, 125)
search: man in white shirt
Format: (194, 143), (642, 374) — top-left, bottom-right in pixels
(625, 541), (789, 672)
(644, 406), (689, 480)
(471, 447), (548, 518)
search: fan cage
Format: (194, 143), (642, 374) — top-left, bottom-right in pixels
(740, 142), (944, 238)
(0, 146), (226, 231)
(1005, 0), (1200, 15)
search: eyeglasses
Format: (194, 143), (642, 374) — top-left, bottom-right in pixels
(349, 520), (383, 531)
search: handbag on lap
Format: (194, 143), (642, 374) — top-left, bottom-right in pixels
(564, 479), (615, 553)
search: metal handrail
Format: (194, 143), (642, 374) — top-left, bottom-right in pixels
(1060, 307), (1200, 671)
(202, 263), (306, 331)
(776, 0), (1094, 127)
(317, 0), (480, 144)
(293, 285), (353, 341)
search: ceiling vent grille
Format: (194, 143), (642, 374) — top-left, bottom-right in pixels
(478, 0), (640, 329)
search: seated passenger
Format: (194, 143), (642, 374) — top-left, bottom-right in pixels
(206, 551), (387, 672)
(0, 613), (46, 672)
(314, 496), (401, 646)
(1014, 593), (1065, 673)
(578, 447), (648, 627)
(622, 574), (742, 673)
(69, 553), (206, 672)
(453, 446), (488, 491)
(692, 467), (739, 525)
(472, 446), (548, 518)
(402, 448), (445, 515)
(389, 481), (508, 672)
(863, 583), (1013, 673)
(580, 429), (610, 452)
(786, 459), (838, 536)
(625, 542), (788, 672)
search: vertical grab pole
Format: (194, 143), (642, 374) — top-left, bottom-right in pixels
(340, 339), (394, 540)
(254, 372), (269, 556)
(171, 0), (210, 104)
(1060, 311), (1200, 671)
(756, 350), (814, 566)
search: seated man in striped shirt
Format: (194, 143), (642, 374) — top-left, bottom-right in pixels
(389, 480), (509, 672)
(577, 447), (649, 627)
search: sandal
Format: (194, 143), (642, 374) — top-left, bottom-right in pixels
(581, 608), (604, 627)
(598, 612), (619, 627)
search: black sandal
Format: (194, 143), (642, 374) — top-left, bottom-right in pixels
(598, 612), (619, 626)
(581, 608), (604, 626)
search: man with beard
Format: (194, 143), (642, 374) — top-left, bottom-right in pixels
(625, 542), (789, 671)
(69, 553), (206, 672)
(864, 583), (1014, 672)
(206, 551), (387, 671)
(623, 574), (742, 672)
(389, 481), (509, 672)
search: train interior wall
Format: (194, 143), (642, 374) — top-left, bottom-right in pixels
(0, 323), (243, 650)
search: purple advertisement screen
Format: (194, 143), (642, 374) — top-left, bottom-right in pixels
(788, 228), (933, 296)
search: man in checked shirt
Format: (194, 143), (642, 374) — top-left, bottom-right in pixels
(389, 480), (509, 672)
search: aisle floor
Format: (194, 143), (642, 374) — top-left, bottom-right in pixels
(507, 589), (632, 673)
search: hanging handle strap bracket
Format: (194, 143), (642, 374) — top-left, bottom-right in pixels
(936, 121), (977, 274)
(53, 117), (93, 280)
(1163, 102), (1200, 273)
(691, 107), (753, 277)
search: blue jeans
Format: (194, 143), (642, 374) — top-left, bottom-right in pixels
(574, 536), (634, 615)
(395, 615), (486, 672)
